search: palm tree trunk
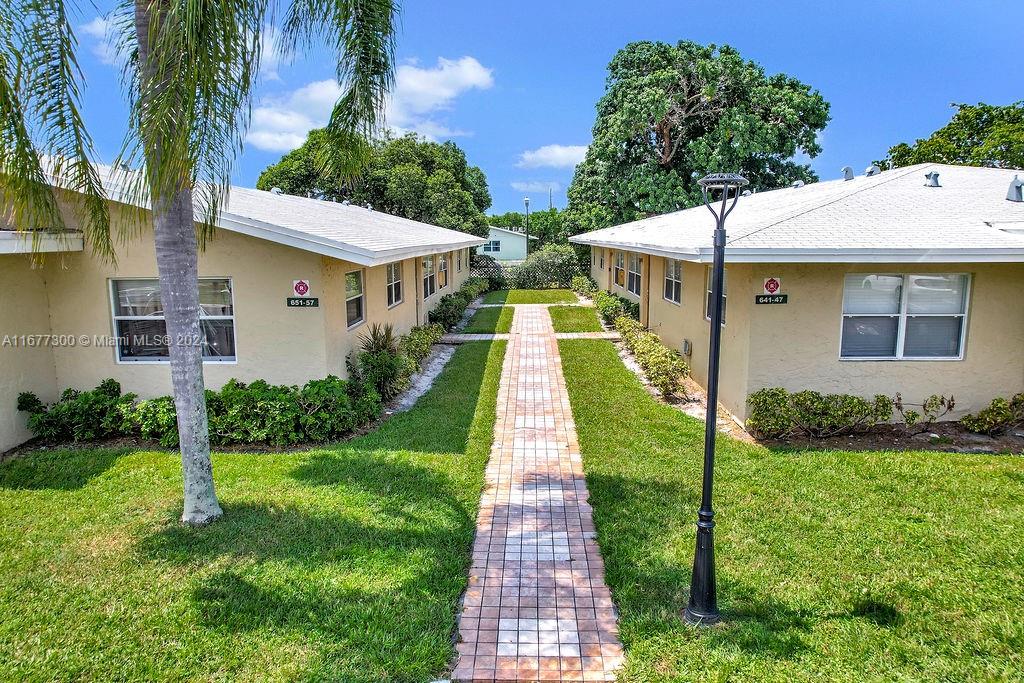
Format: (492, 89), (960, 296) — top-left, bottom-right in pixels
(134, 0), (222, 525)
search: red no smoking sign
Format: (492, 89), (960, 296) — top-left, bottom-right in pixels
(763, 277), (781, 295)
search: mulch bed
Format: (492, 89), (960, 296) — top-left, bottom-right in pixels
(761, 422), (1024, 455)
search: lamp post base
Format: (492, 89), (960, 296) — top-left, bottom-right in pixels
(683, 605), (721, 626)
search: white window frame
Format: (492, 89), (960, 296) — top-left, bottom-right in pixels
(345, 269), (365, 329)
(839, 273), (971, 361)
(482, 240), (501, 253)
(457, 249), (463, 273)
(386, 262), (403, 308)
(627, 254), (642, 296)
(599, 250), (605, 270)
(109, 277), (237, 364)
(422, 254), (436, 299)
(438, 253), (449, 289)
(664, 258), (682, 305)
(704, 266), (727, 325)
(614, 252), (625, 288)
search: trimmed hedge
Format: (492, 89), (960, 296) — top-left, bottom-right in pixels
(20, 377), (382, 448)
(747, 387), (894, 439)
(594, 290), (640, 324)
(17, 321), (452, 449)
(428, 277), (489, 330)
(615, 317), (689, 397)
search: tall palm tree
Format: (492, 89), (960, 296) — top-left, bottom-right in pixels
(1, 0), (396, 524)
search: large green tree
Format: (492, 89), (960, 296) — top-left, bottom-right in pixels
(2, 0), (397, 524)
(565, 41), (830, 235)
(878, 102), (1024, 169)
(257, 131), (491, 237)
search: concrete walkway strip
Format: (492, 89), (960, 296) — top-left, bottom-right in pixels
(452, 304), (623, 682)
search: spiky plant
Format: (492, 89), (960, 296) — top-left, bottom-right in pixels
(1, 0), (397, 524)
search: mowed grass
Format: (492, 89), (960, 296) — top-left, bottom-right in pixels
(481, 288), (576, 304)
(0, 341), (506, 682)
(549, 305), (603, 333)
(559, 339), (1024, 682)
(462, 306), (514, 334)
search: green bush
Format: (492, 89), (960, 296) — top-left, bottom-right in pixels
(615, 316), (689, 397)
(746, 387), (894, 439)
(571, 276), (597, 297)
(18, 379), (137, 443)
(960, 393), (1024, 435)
(354, 324), (408, 402)
(427, 277), (490, 330)
(126, 396), (179, 448)
(509, 244), (582, 289)
(594, 290), (639, 324)
(399, 324), (445, 367)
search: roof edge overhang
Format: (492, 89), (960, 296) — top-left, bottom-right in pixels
(0, 231), (84, 254)
(569, 235), (702, 260)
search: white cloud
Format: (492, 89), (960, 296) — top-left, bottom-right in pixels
(259, 26), (287, 81)
(385, 56), (493, 139)
(80, 16), (118, 66)
(511, 181), (561, 193)
(247, 79), (341, 152)
(516, 144), (588, 169)
(247, 55), (494, 153)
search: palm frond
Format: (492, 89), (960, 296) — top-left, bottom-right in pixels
(0, 0), (110, 258)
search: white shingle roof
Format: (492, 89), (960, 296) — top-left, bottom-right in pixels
(61, 163), (486, 266)
(570, 163), (1024, 262)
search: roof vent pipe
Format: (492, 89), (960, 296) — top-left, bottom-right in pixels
(270, 187), (283, 195)
(791, 180), (805, 188)
(1007, 175), (1024, 202)
(341, 199), (351, 205)
(366, 203), (373, 211)
(841, 166), (854, 181)
(924, 171), (941, 187)
(741, 189), (752, 197)
(865, 164), (881, 176)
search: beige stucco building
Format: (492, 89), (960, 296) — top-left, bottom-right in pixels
(0, 170), (483, 451)
(573, 164), (1024, 422)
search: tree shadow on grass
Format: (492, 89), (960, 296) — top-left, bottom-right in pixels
(138, 453), (478, 681)
(0, 447), (130, 491)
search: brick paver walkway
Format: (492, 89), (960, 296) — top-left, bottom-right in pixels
(452, 305), (623, 682)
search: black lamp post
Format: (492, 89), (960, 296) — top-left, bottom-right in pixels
(684, 172), (749, 626)
(524, 196), (531, 255)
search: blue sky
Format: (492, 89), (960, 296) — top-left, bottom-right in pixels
(75, 0), (1022, 214)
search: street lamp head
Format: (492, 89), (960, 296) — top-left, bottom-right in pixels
(698, 172), (749, 191)
(524, 197), (530, 207)
(698, 172), (749, 225)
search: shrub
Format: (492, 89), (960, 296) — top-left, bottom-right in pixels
(746, 388), (894, 439)
(297, 376), (357, 441)
(594, 290), (639, 324)
(509, 244), (582, 289)
(399, 324), (445, 367)
(428, 277), (490, 330)
(894, 393), (955, 434)
(355, 324), (408, 401)
(571, 276), (597, 297)
(207, 379), (303, 447)
(126, 396), (179, 448)
(960, 393), (1024, 435)
(17, 379), (137, 443)
(471, 252), (509, 290)
(615, 316), (689, 397)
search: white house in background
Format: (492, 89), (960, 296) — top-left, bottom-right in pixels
(481, 225), (537, 263)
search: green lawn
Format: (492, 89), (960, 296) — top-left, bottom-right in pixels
(0, 341), (506, 682)
(462, 306), (514, 333)
(481, 288), (576, 304)
(549, 305), (603, 332)
(559, 339), (1024, 682)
